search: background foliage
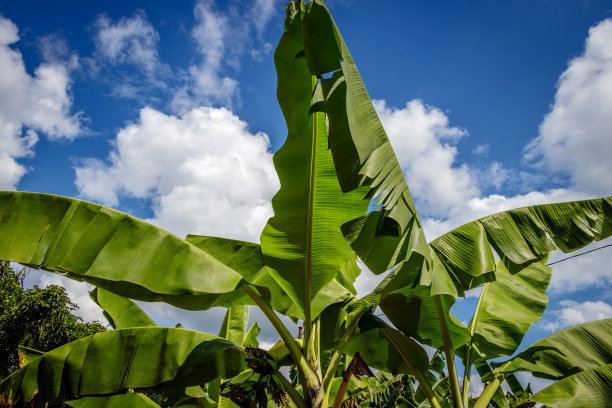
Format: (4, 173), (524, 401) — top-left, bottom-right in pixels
(0, 262), (106, 378)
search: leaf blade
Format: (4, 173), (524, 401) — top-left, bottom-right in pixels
(0, 328), (244, 407)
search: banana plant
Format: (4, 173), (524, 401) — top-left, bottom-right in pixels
(4, 288), (261, 408)
(1, 1), (611, 408)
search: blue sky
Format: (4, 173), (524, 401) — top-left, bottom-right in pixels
(2, 0), (612, 395)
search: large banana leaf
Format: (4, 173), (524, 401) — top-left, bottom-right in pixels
(184, 236), (296, 317)
(186, 235), (358, 320)
(345, 314), (429, 380)
(300, 0), (429, 274)
(0, 328), (244, 407)
(462, 258), (552, 363)
(495, 319), (612, 379)
(377, 258), (469, 350)
(428, 196), (612, 295)
(90, 287), (157, 329)
(0, 192), (251, 310)
(66, 393), (162, 408)
(530, 364), (612, 407)
(260, 3), (369, 321)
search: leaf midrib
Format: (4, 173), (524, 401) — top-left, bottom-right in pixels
(304, 75), (318, 327)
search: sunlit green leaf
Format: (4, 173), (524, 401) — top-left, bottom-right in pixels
(0, 328), (244, 407)
(495, 319), (612, 379)
(531, 364), (612, 407)
(66, 393), (162, 408)
(261, 3), (369, 321)
(90, 287), (157, 329)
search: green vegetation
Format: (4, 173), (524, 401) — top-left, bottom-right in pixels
(0, 262), (105, 379)
(0, 1), (611, 408)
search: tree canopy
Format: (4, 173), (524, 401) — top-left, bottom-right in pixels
(0, 262), (106, 378)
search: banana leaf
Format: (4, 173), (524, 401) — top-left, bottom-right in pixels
(495, 319), (612, 379)
(243, 322), (261, 348)
(345, 314), (429, 380)
(428, 197), (612, 295)
(0, 328), (244, 407)
(184, 236), (297, 317)
(378, 258), (469, 350)
(0, 192), (252, 311)
(17, 346), (43, 368)
(530, 364), (612, 407)
(66, 393), (162, 408)
(461, 258), (552, 363)
(299, 0), (429, 275)
(260, 2), (369, 321)
(90, 287), (157, 329)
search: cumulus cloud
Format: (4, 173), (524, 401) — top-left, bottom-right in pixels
(374, 99), (477, 217)
(95, 12), (162, 74)
(525, 19), (612, 196)
(75, 106), (278, 242)
(0, 14), (82, 189)
(372, 99), (586, 239)
(542, 299), (612, 332)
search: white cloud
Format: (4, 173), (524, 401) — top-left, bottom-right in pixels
(251, 0), (279, 38)
(525, 19), (612, 197)
(354, 261), (386, 298)
(95, 12), (161, 74)
(171, 0), (239, 111)
(469, 373), (485, 397)
(172, 0), (280, 111)
(543, 299), (612, 332)
(515, 372), (555, 394)
(0, 14), (82, 189)
(374, 99), (478, 218)
(472, 144), (489, 155)
(75, 106), (278, 242)
(547, 241), (612, 293)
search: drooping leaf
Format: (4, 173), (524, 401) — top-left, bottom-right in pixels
(462, 258), (552, 363)
(17, 346), (43, 368)
(495, 319), (612, 379)
(301, 0), (429, 274)
(428, 221), (496, 295)
(184, 235), (296, 317)
(0, 328), (244, 407)
(66, 393), (162, 408)
(429, 196), (612, 295)
(530, 364), (612, 407)
(243, 322), (261, 348)
(260, 3), (369, 321)
(186, 235), (358, 321)
(378, 262), (469, 350)
(0, 192), (249, 311)
(89, 287), (157, 329)
(345, 314), (429, 380)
